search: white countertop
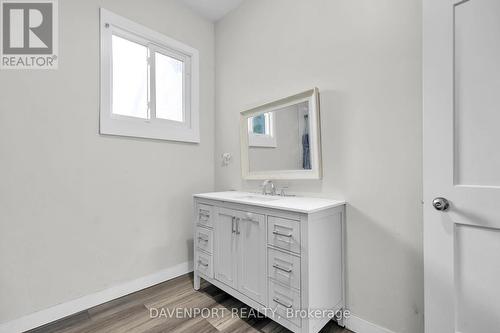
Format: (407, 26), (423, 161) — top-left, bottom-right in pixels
(193, 191), (345, 214)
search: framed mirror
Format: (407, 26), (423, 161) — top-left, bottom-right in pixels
(240, 88), (322, 180)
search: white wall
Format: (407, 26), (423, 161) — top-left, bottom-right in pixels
(0, 0), (214, 323)
(215, 1), (423, 332)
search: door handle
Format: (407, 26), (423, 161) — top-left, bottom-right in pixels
(235, 218), (241, 235)
(432, 197), (450, 211)
(231, 216), (236, 233)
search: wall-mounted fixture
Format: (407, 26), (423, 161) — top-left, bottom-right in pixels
(221, 152), (232, 166)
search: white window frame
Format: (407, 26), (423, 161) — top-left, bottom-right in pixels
(248, 112), (277, 148)
(100, 9), (200, 142)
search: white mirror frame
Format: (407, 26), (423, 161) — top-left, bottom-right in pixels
(240, 88), (322, 180)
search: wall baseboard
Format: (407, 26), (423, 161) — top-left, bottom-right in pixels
(345, 313), (396, 333)
(1, 262), (397, 333)
(0, 261), (193, 333)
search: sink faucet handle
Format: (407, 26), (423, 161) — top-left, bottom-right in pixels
(279, 186), (289, 197)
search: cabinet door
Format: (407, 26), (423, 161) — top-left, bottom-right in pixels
(213, 207), (238, 289)
(237, 212), (267, 305)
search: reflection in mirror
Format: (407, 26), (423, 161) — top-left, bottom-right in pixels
(240, 88), (321, 180)
(248, 101), (311, 172)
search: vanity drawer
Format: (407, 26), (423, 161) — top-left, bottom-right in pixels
(196, 251), (213, 278)
(268, 248), (301, 290)
(268, 280), (301, 328)
(197, 204), (213, 228)
(268, 216), (301, 254)
(196, 227), (213, 254)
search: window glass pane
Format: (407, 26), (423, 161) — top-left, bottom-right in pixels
(250, 113), (272, 135)
(112, 35), (148, 119)
(264, 113), (271, 134)
(155, 52), (184, 122)
(252, 114), (266, 134)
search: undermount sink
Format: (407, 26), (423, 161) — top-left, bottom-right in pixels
(236, 194), (282, 202)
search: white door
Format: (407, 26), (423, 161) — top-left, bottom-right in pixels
(236, 212), (267, 304)
(213, 207), (238, 289)
(424, 0), (500, 332)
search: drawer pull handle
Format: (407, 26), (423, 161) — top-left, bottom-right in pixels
(273, 230), (292, 237)
(198, 260), (209, 267)
(198, 236), (209, 242)
(272, 264), (292, 273)
(199, 210), (210, 219)
(273, 297), (292, 308)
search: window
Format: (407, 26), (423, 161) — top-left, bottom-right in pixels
(100, 9), (199, 142)
(251, 114), (267, 134)
(248, 112), (276, 147)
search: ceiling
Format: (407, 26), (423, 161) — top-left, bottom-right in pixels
(179, 0), (245, 21)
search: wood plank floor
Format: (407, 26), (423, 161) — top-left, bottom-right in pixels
(27, 274), (351, 333)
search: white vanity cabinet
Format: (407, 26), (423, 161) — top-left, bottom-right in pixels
(193, 191), (346, 333)
(213, 208), (267, 304)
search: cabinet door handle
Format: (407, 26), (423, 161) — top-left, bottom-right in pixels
(231, 217), (236, 233)
(272, 264), (292, 273)
(272, 230), (292, 237)
(273, 297), (292, 308)
(198, 260), (208, 267)
(236, 218), (241, 234)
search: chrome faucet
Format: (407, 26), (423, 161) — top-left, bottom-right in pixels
(261, 180), (276, 196)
